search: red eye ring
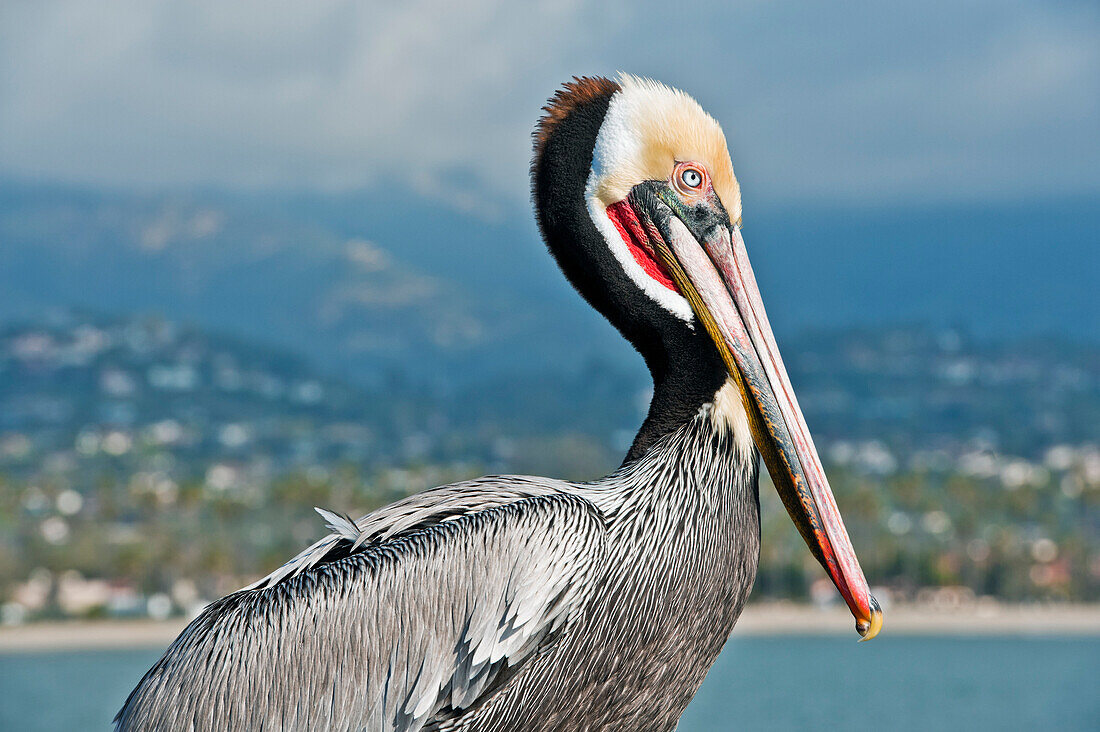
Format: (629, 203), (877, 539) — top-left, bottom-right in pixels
(674, 162), (707, 195)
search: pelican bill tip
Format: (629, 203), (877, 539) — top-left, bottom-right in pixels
(856, 595), (884, 642)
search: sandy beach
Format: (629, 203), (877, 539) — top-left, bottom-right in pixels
(2, 603), (1098, 653)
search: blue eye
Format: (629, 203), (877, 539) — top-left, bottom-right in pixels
(681, 168), (703, 189)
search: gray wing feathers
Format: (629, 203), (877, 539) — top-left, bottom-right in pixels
(317, 506), (362, 541)
(116, 488), (604, 732)
(249, 477), (568, 590)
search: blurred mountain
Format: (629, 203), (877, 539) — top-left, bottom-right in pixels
(0, 180), (1096, 394)
(278, 189), (1100, 343)
(0, 181), (618, 389)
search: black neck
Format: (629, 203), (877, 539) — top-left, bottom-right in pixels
(626, 334), (727, 463)
(531, 84), (728, 465)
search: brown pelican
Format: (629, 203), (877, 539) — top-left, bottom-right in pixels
(117, 74), (882, 731)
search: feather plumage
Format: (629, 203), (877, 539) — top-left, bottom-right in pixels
(117, 485), (606, 731)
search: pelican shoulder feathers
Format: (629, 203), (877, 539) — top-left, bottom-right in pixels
(117, 479), (606, 731)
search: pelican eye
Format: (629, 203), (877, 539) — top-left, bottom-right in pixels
(680, 168), (703, 189)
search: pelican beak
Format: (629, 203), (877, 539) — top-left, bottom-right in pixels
(626, 183), (882, 641)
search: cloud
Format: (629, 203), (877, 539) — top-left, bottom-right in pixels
(1, 0), (1097, 210)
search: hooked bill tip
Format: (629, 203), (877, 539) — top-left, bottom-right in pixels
(856, 595), (884, 642)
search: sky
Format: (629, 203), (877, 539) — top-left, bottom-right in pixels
(1, 0), (1098, 214)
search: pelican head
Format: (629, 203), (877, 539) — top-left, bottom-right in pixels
(532, 74), (882, 640)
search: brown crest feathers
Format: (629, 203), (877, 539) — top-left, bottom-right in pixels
(534, 76), (620, 157)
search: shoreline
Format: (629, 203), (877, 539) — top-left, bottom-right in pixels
(732, 602), (1100, 637)
(2, 603), (1098, 653)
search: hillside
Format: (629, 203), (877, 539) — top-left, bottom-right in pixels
(0, 312), (1097, 621)
(0, 182), (616, 387)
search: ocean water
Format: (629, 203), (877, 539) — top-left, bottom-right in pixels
(1, 636), (1097, 730)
